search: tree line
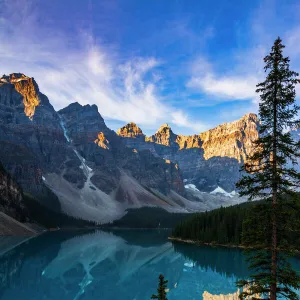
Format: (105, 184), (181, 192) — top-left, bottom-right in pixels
(171, 199), (300, 248)
(172, 202), (250, 245)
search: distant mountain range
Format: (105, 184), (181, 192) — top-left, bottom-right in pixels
(117, 113), (259, 192)
(0, 73), (263, 224)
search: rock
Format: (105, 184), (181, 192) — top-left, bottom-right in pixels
(147, 123), (179, 148)
(58, 102), (185, 196)
(199, 113), (259, 162)
(0, 73), (40, 120)
(117, 122), (145, 138)
(0, 73), (79, 205)
(117, 113), (259, 192)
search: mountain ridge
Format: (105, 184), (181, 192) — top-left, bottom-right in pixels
(117, 113), (259, 192)
(0, 73), (251, 223)
(117, 112), (258, 158)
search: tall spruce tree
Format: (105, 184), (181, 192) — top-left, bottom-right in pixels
(236, 37), (300, 299)
(151, 274), (168, 300)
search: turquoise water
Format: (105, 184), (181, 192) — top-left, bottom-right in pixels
(0, 229), (299, 300)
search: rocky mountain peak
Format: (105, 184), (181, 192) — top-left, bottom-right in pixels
(0, 73), (29, 83)
(117, 122), (145, 138)
(240, 112), (258, 122)
(59, 102), (99, 114)
(198, 113), (259, 162)
(156, 123), (172, 133)
(58, 102), (108, 143)
(0, 73), (40, 120)
(146, 123), (177, 147)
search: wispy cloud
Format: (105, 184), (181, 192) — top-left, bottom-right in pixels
(186, 0), (300, 107)
(0, 0), (203, 133)
(186, 44), (267, 105)
(188, 73), (258, 100)
(171, 110), (208, 133)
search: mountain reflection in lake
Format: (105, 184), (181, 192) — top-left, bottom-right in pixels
(0, 230), (299, 300)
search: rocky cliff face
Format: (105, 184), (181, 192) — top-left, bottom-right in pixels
(118, 113), (259, 193)
(30, 101), (197, 222)
(58, 102), (184, 194)
(199, 113), (259, 162)
(0, 73), (73, 207)
(0, 162), (27, 222)
(0, 73), (40, 119)
(147, 124), (179, 148)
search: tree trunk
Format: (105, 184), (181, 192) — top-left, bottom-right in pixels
(270, 61), (278, 300)
(270, 192), (277, 300)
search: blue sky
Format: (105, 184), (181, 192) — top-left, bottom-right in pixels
(1, 0), (300, 135)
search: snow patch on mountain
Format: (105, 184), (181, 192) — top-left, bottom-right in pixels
(59, 115), (70, 142)
(184, 184), (201, 192)
(210, 186), (237, 198)
(59, 116), (94, 176)
(230, 190), (238, 196)
(74, 150), (93, 177)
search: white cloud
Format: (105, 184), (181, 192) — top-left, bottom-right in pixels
(186, 46), (266, 104)
(0, 0), (202, 133)
(188, 74), (258, 100)
(86, 47), (112, 80)
(171, 111), (208, 132)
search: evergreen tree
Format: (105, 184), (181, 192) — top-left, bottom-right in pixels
(151, 274), (168, 300)
(236, 37), (300, 299)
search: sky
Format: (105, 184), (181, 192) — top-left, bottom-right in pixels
(0, 0), (300, 135)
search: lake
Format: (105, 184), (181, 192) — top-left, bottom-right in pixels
(0, 230), (299, 300)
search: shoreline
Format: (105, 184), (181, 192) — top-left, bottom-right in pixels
(168, 237), (300, 254)
(168, 237), (249, 249)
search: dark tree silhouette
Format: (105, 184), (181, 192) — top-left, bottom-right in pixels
(236, 37), (300, 300)
(151, 274), (168, 300)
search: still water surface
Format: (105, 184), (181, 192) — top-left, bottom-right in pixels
(0, 230), (299, 300)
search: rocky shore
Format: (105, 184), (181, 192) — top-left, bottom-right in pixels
(168, 236), (244, 249)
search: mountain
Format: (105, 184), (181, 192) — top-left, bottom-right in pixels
(117, 113), (259, 193)
(1, 73), (216, 224)
(0, 73), (263, 225)
(0, 73), (69, 211)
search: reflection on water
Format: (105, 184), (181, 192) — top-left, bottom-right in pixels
(0, 230), (299, 300)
